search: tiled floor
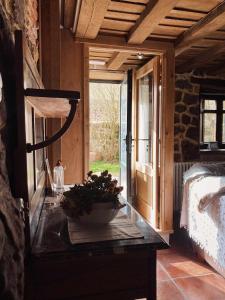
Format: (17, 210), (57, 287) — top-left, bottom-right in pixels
(156, 244), (225, 300)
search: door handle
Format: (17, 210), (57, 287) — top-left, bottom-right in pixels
(126, 134), (133, 154)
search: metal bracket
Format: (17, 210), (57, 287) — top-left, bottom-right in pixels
(25, 88), (80, 153)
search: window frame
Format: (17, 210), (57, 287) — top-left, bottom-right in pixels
(200, 94), (225, 150)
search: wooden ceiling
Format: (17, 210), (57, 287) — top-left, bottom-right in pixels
(61, 0), (225, 79)
(89, 48), (153, 81)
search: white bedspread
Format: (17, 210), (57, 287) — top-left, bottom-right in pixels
(181, 167), (225, 271)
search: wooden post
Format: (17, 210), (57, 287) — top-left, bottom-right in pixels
(160, 46), (175, 232)
(60, 30), (87, 183)
(39, 0), (61, 171)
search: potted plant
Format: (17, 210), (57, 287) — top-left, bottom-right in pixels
(61, 170), (125, 224)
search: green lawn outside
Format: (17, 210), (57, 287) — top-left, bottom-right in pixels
(90, 161), (120, 176)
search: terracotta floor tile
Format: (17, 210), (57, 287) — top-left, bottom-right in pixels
(175, 273), (225, 300)
(157, 245), (193, 257)
(157, 248), (175, 256)
(157, 263), (170, 281)
(158, 251), (213, 278)
(157, 280), (185, 300)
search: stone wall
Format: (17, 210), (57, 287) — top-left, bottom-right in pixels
(0, 16), (24, 300)
(1, 0), (39, 63)
(174, 73), (200, 162)
(0, 1), (38, 299)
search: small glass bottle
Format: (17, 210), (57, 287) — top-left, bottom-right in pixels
(53, 160), (64, 192)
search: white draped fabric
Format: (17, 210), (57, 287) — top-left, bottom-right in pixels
(181, 163), (225, 273)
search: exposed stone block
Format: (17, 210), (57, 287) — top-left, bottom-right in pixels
(181, 139), (200, 161)
(191, 116), (199, 126)
(174, 152), (181, 162)
(182, 113), (191, 125)
(174, 142), (180, 152)
(174, 113), (180, 123)
(193, 85), (200, 94)
(189, 105), (199, 115)
(174, 124), (186, 135)
(186, 126), (199, 141)
(0, 10), (25, 300)
(175, 103), (186, 113)
(175, 90), (183, 102)
(183, 93), (199, 105)
(176, 79), (193, 91)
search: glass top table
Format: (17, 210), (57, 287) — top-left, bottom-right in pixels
(30, 195), (169, 300)
(32, 195), (169, 256)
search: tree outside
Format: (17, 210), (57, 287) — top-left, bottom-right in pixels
(89, 82), (121, 176)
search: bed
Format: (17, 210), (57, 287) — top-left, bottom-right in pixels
(180, 162), (225, 277)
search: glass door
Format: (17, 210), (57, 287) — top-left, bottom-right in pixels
(134, 57), (160, 227)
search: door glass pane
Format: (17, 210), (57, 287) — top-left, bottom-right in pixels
(204, 100), (216, 110)
(120, 79), (127, 198)
(223, 114), (225, 143)
(203, 113), (216, 142)
(138, 74), (152, 163)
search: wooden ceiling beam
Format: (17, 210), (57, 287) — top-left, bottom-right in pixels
(89, 70), (125, 81)
(106, 52), (131, 70)
(76, 35), (173, 54)
(175, 2), (225, 56)
(128, 0), (179, 44)
(76, 0), (110, 39)
(176, 42), (225, 73)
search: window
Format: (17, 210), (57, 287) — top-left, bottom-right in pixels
(200, 96), (225, 149)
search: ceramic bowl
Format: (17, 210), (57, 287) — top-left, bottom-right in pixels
(64, 201), (123, 225)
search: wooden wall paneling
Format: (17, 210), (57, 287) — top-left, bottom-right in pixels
(60, 29), (84, 183)
(40, 0), (61, 88)
(40, 0), (61, 172)
(160, 46), (174, 232)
